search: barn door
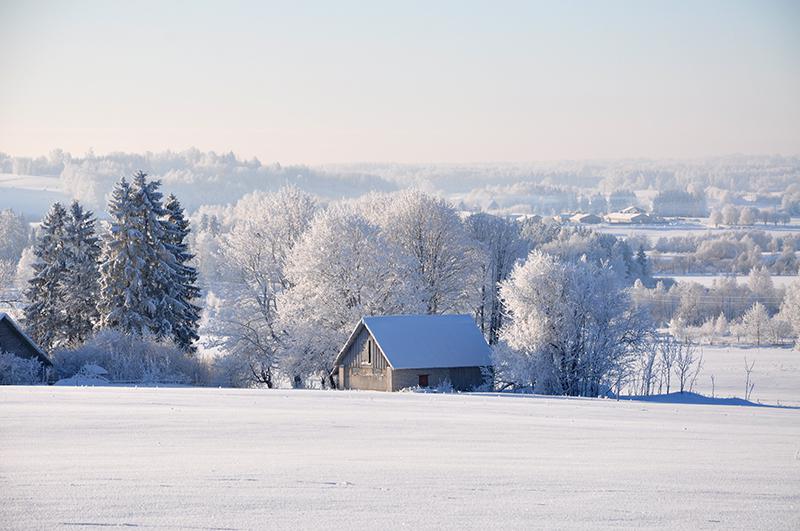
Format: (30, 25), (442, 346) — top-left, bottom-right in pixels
(418, 374), (429, 388)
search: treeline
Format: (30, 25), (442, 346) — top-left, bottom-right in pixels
(17, 172), (201, 382)
(647, 230), (798, 276)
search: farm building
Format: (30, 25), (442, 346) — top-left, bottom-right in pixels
(605, 206), (653, 224)
(570, 212), (602, 224)
(332, 314), (491, 392)
(0, 312), (52, 367)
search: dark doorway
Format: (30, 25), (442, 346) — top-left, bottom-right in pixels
(418, 374), (429, 388)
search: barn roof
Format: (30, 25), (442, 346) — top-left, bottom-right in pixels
(334, 314), (491, 370)
(0, 312), (52, 366)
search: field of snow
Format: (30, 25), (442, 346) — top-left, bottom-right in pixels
(0, 173), (70, 217)
(688, 345), (800, 407)
(595, 220), (800, 241)
(655, 274), (799, 289)
(2, 386), (799, 530)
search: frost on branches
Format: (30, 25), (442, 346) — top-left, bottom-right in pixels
(278, 204), (423, 387)
(494, 250), (650, 396)
(98, 172), (199, 350)
(210, 187), (318, 387)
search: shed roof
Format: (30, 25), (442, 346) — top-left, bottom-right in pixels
(0, 312), (52, 365)
(335, 314), (491, 370)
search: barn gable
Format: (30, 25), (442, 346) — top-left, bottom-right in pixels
(334, 314), (491, 370)
(0, 313), (52, 366)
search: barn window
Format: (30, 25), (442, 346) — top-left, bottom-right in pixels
(418, 374), (429, 388)
(365, 340), (373, 365)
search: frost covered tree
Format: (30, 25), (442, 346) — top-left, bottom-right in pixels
(23, 203), (69, 351)
(465, 213), (526, 344)
(98, 172), (187, 340)
(741, 302), (770, 346)
(747, 266), (776, 312)
(779, 280), (800, 347)
(61, 201), (101, 346)
(0, 209), (31, 262)
(380, 190), (481, 314)
(212, 187), (317, 386)
(493, 250), (650, 395)
(163, 194), (201, 352)
(278, 205), (422, 386)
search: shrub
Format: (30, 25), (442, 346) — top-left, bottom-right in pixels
(0, 351), (45, 385)
(52, 329), (209, 384)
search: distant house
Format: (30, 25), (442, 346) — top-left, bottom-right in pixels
(332, 314), (491, 392)
(0, 312), (52, 367)
(606, 206), (652, 224)
(570, 212), (602, 224)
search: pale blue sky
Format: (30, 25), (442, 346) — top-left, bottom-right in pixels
(1, 0), (798, 163)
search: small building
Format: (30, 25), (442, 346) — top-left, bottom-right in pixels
(332, 314), (491, 392)
(570, 212), (602, 224)
(605, 206), (652, 224)
(0, 312), (52, 367)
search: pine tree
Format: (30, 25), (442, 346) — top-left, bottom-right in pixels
(98, 172), (188, 341)
(62, 201), (101, 345)
(163, 194), (201, 352)
(636, 245), (649, 277)
(24, 202), (69, 351)
(98, 175), (156, 335)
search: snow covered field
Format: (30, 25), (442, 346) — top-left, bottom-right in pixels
(2, 386), (799, 530)
(0, 173), (70, 217)
(654, 274), (799, 288)
(688, 345), (800, 407)
(595, 221), (800, 240)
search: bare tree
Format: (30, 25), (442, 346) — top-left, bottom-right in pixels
(658, 335), (679, 394)
(744, 357), (755, 401)
(674, 340), (702, 393)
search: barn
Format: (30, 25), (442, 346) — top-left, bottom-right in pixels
(0, 312), (52, 367)
(332, 314), (491, 392)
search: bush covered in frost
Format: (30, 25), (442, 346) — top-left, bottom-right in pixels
(52, 329), (209, 384)
(0, 351), (46, 385)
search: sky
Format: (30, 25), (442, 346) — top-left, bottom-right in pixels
(1, 0), (798, 164)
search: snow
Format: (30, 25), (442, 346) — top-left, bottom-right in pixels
(594, 220), (800, 240)
(1, 386), (798, 529)
(655, 274), (799, 288)
(361, 314), (491, 369)
(0, 173), (70, 217)
(688, 345), (800, 407)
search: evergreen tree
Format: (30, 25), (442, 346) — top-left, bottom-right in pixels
(24, 202), (69, 351)
(98, 177), (148, 334)
(163, 194), (201, 352)
(98, 172), (189, 341)
(636, 245), (649, 277)
(62, 201), (101, 345)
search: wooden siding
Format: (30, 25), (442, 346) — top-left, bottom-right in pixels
(339, 326), (390, 391)
(390, 367), (485, 392)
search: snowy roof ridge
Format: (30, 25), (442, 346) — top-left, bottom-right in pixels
(334, 314), (491, 371)
(0, 312), (52, 365)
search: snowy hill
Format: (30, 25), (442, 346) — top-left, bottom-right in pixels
(1, 387), (798, 529)
(0, 173), (71, 217)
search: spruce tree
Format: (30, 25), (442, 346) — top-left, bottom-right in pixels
(62, 201), (101, 345)
(636, 245), (649, 277)
(24, 202), (68, 351)
(164, 194), (201, 352)
(98, 172), (188, 341)
(98, 176), (155, 335)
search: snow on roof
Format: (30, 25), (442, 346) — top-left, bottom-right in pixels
(355, 314), (492, 370)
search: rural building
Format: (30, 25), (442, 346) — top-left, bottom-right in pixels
(570, 212), (602, 224)
(332, 314), (492, 392)
(605, 206), (652, 224)
(0, 312), (52, 367)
